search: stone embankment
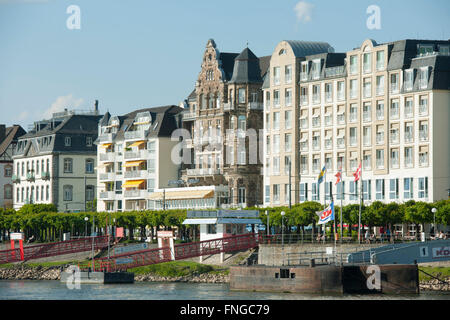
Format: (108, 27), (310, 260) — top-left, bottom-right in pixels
(0, 265), (229, 283)
(134, 272), (229, 283)
(419, 278), (450, 291)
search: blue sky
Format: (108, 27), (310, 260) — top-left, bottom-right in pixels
(1, 0), (449, 129)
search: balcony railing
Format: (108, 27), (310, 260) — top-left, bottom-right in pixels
(419, 104), (428, 115)
(100, 153), (115, 162)
(300, 141), (308, 151)
(312, 139), (320, 150)
(186, 168), (222, 176)
(325, 66), (345, 78)
(419, 79), (428, 89)
(325, 139), (332, 149)
(363, 111), (371, 122)
(337, 138), (345, 148)
(363, 137), (371, 147)
(312, 117), (320, 128)
(26, 173), (35, 182)
(419, 154), (429, 166)
(312, 94), (320, 104)
(124, 150), (150, 160)
(376, 133), (384, 144)
(41, 171), (50, 180)
(99, 172), (115, 181)
(223, 102), (235, 111)
(99, 191), (115, 200)
(12, 175), (20, 183)
(248, 102), (264, 110)
(337, 114), (345, 125)
(390, 84), (399, 94)
(182, 112), (196, 121)
(124, 170), (149, 179)
(300, 96), (308, 106)
(124, 130), (148, 140)
(124, 189), (147, 199)
(324, 115), (332, 126)
(390, 107), (399, 119)
(405, 107), (413, 118)
(376, 110), (384, 120)
(300, 118), (308, 129)
(419, 131), (428, 141)
(349, 112), (357, 123)
(390, 132), (399, 144)
(391, 158), (399, 169)
(404, 133), (414, 143)
(98, 133), (116, 143)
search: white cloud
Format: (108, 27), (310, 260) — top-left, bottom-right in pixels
(44, 94), (84, 119)
(294, 1), (314, 23)
(17, 111), (29, 121)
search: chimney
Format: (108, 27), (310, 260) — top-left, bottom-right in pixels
(0, 125), (6, 143)
(94, 100), (99, 114)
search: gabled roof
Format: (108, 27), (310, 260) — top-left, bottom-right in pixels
(0, 125), (26, 157)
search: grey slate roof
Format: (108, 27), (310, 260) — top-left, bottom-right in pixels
(229, 48), (264, 84)
(219, 52), (239, 81)
(300, 52), (347, 82)
(0, 125), (26, 157)
(284, 40), (335, 57)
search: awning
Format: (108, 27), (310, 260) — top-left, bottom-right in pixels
(122, 180), (145, 188)
(128, 141), (146, 148)
(182, 218), (217, 225)
(101, 143), (112, 148)
(148, 190), (215, 201)
(217, 218), (263, 225)
(124, 160), (146, 168)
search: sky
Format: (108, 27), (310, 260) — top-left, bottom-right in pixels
(0, 0), (449, 129)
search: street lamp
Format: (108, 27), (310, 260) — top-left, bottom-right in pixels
(265, 210), (269, 237)
(84, 217), (89, 237)
(281, 211), (285, 247)
(431, 208), (437, 236)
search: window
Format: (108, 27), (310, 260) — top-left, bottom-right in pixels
(273, 156), (280, 175)
(312, 85), (320, 104)
(389, 179), (399, 200)
(349, 55), (357, 75)
(419, 67), (429, 89)
(273, 134), (280, 154)
(65, 136), (71, 147)
(273, 184), (280, 203)
(312, 60), (321, 79)
(405, 98), (413, 118)
(301, 62), (309, 81)
(300, 87), (308, 105)
(376, 51), (385, 70)
(300, 155), (308, 174)
(363, 78), (371, 98)
(4, 166), (12, 177)
(284, 134), (292, 153)
(419, 121), (428, 141)
(85, 159), (94, 173)
(404, 70), (414, 91)
(207, 224), (217, 234)
(284, 110), (292, 130)
(336, 182), (345, 200)
(325, 83), (332, 102)
(300, 183), (308, 202)
(325, 182), (332, 201)
(312, 183), (320, 201)
(148, 159), (155, 173)
(265, 185), (270, 203)
(349, 127), (357, 146)
(273, 90), (280, 107)
(273, 67), (280, 85)
(375, 180), (385, 200)
(363, 102), (371, 122)
(337, 81), (345, 100)
(418, 177), (428, 199)
(376, 125), (384, 145)
(238, 187), (246, 204)
(376, 101), (384, 120)
(404, 147), (413, 167)
(350, 79), (357, 99)
(363, 180), (371, 200)
(86, 136), (93, 147)
(390, 149), (399, 169)
(390, 99), (399, 119)
(419, 95), (428, 115)
(237, 115), (246, 131)
(363, 126), (371, 146)
(376, 75), (385, 96)
(404, 178), (413, 199)
(238, 88), (246, 104)
(363, 53), (371, 73)
(376, 149), (384, 169)
(86, 185), (95, 202)
(63, 158), (73, 173)
(63, 185), (73, 201)
(284, 184), (291, 204)
(266, 136), (271, 154)
(273, 112), (280, 130)
(285, 65), (292, 83)
(265, 91), (270, 110)
(390, 73), (399, 93)
(285, 88), (292, 106)
(46, 185), (49, 201)
(284, 156), (291, 175)
(4, 184), (12, 200)
(350, 181), (358, 201)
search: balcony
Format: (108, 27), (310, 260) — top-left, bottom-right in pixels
(390, 107), (399, 119)
(312, 94), (320, 104)
(186, 168), (222, 176)
(124, 130), (148, 141)
(419, 154), (429, 167)
(312, 117), (320, 128)
(312, 139), (320, 151)
(99, 172), (115, 181)
(182, 112), (196, 121)
(300, 96), (308, 106)
(324, 115), (332, 126)
(325, 66), (345, 78)
(99, 191), (115, 200)
(100, 153), (115, 162)
(300, 141), (308, 152)
(419, 131), (428, 142)
(325, 139), (332, 150)
(376, 110), (384, 120)
(124, 170), (149, 180)
(248, 102), (264, 110)
(41, 171), (50, 180)
(26, 172), (35, 182)
(363, 111), (371, 122)
(124, 189), (147, 199)
(98, 133), (116, 143)
(300, 118), (308, 129)
(124, 150), (150, 160)
(223, 102), (235, 111)
(390, 84), (399, 94)
(419, 104), (428, 115)
(337, 114), (345, 125)
(337, 138), (345, 149)
(349, 112), (357, 123)
(376, 133), (384, 145)
(404, 133), (414, 143)
(12, 175), (20, 183)
(390, 132), (399, 144)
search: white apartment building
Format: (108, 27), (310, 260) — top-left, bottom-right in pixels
(12, 106), (101, 212)
(264, 38), (450, 207)
(96, 106), (183, 212)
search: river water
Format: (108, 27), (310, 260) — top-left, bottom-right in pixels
(0, 280), (449, 300)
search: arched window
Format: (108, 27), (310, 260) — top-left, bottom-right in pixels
(63, 185), (73, 201)
(238, 115), (246, 131)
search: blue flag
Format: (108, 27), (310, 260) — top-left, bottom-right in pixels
(317, 166), (326, 184)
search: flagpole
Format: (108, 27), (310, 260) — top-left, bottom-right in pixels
(323, 168), (326, 245)
(340, 168), (343, 246)
(358, 163), (362, 245)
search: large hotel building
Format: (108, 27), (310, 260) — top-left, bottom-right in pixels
(263, 39), (450, 207)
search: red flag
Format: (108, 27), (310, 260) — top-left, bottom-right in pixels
(335, 171), (342, 185)
(353, 163), (362, 182)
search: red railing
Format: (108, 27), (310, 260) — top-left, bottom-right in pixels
(0, 236), (111, 264)
(79, 233), (260, 272)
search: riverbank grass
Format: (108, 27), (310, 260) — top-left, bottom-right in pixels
(129, 261), (228, 277)
(418, 267), (450, 282)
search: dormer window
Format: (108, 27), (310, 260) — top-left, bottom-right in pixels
(279, 49), (286, 55)
(134, 112), (151, 125)
(65, 136), (71, 147)
(404, 69), (414, 91)
(312, 59), (321, 80)
(418, 44), (434, 56)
